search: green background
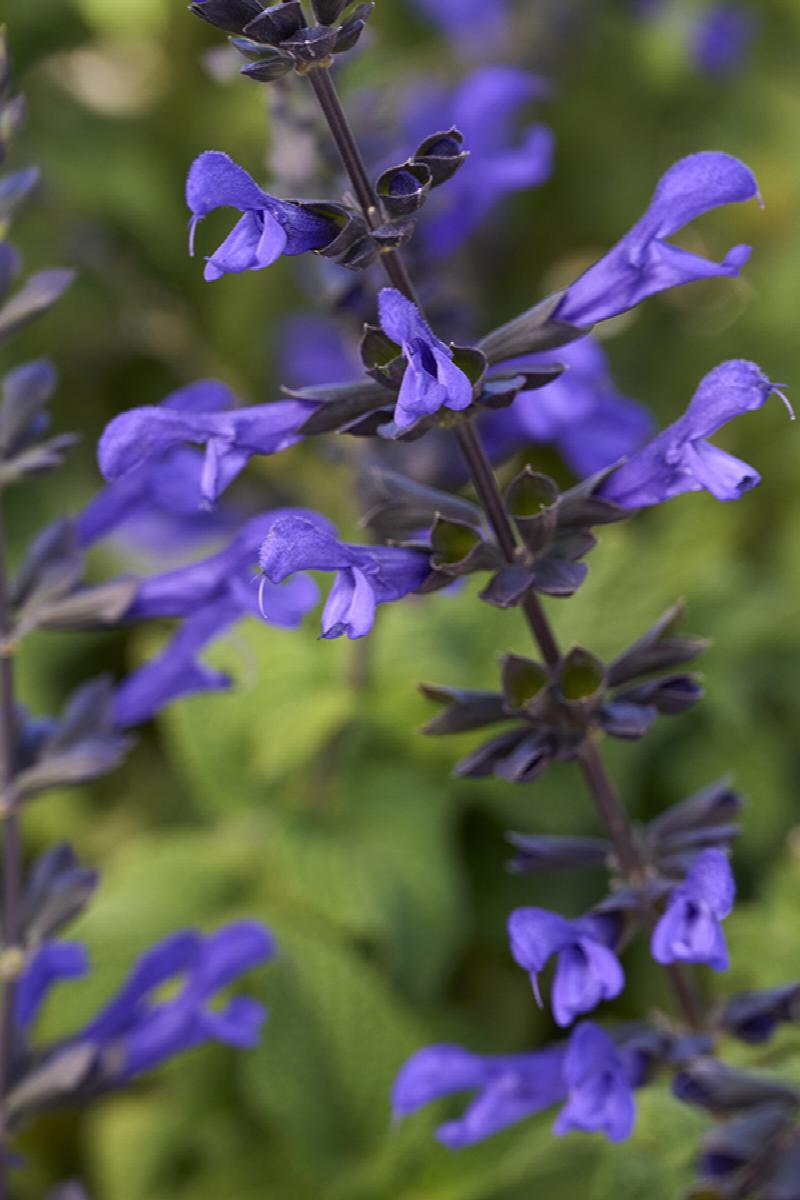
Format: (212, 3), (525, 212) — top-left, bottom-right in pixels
(2, 0), (800, 1195)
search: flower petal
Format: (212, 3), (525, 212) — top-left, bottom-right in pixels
(392, 1044), (492, 1117)
(508, 907), (574, 976)
(377, 287), (434, 348)
(112, 600), (240, 729)
(686, 848), (736, 917)
(681, 440), (760, 501)
(551, 940), (625, 1027)
(683, 359), (774, 438)
(321, 567), (376, 639)
(182, 921), (275, 1000)
(435, 347), (474, 411)
(15, 942), (89, 1029)
(259, 515), (354, 582)
(186, 150), (271, 218)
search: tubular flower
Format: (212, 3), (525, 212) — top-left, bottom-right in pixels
(485, 337), (653, 477)
(16, 922), (275, 1085)
(555, 152), (759, 328)
(112, 600), (240, 729)
(378, 288), (473, 430)
(258, 513), (431, 639)
(651, 848), (735, 971)
(187, 150), (338, 281)
(79, 380), (241, 549)
(98, 396), (313, 505)
(403, 67), (554, 257)
(554, 1022), (637, 1142)
(392, 1043), (567, 1148)
(508, 908), (624, 1027)
(601, 360), (787, 508)
(114, 512), (319, 726)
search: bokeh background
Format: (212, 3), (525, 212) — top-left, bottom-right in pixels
(3, 0), (800, 1195)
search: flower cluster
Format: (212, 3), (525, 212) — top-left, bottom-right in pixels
(392, 1022), (653, 1147)
(0, 32), (293, 1184)
(172, 8), (793, 1184)
(2, 0), (796, 1195)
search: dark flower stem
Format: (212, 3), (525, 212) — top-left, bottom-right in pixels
(0, 500), (18, 1198)
(306, 63), (704, 1031)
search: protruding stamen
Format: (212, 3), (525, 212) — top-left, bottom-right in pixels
(772, 384), (795, 420)
(257, 574), (269, 621)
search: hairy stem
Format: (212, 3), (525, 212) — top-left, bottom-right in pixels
(305, 63), (703, 1030)
(0, 499), (19, 1196)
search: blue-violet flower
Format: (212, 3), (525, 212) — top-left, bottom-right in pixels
(378, 288), (473, 430)
(508, 908), (624, 1027)
(691, 4), (755, 78)
(392, 1042), (567, 1148)
(258, 513), (431, 639)
(403, 67), (553, 257)
(553, 1022), (637, 1142)
(601, 359), (787, 508)
(485, 337), (653, 477)
(187, 150), (337, 281)
(18, 921), (274, 1083)
(98, 393), (313, 505)
(79, 380), (242, 549)
(651, 848), (735, 971)
(554, 152), (759, 328)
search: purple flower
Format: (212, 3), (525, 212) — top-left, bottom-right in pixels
(116, 576), (316, 729)
(508, 908), (624, 1027)
(601, 360), (786, 509)
(112, 600), (238, 729)
(79, 380), (241, 549)
(484, 337), (653, 477)
(651, 848), (735, 971)
(555, 152), (759, 328)
(377, 288), (473, 429)
(258, 513), (431, 639)
(278, 314), (361, 390)
(186, 151), (337, 281)
(404, 67), (553, 258)
(98, 395), (313, 505)
(553, 1022), (637, 1142)
(79, 921), (274, 1080)
(16, 922), (275, 1084)
(125, 510), (317, 622)
(691, 5), (755, 78)
(392, 1043), (567, 1148)
(114, 511), (319, 726)
(411, 0), (509, 45)
(15, 942), (89, 1028)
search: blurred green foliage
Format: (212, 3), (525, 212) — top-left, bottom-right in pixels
(3, 0), (800, 1195)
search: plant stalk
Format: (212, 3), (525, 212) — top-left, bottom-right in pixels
(0, 499), (19, 1198)
(306, 62), (704, 1030)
